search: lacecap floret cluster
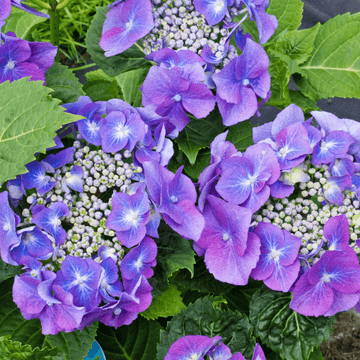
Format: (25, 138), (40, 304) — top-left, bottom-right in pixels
(196, 104), (360, 317)
(1, 95), (205, 335)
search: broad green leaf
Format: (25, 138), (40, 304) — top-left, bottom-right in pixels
(176, 109), (225, 165)
(289, 91), (320, 114)
(2, 7), (47, 40)
(45, 63), (85, 104)
(141, 285), (186, 320)
(0, 335), (62, 360)
(86, 7), (153, 77)
(83, 69), (121, 102)
(0, 258), (23, 283)
(149, 224), (195, 297)
(115, 67), (150, 107)
(0, 278), (97, 360)
(226, 119), (255, 152)
(0, 78), (82, 184)
(309, 347), (324, 360)
(249, 287), (336, 360)
(267, 0), (304, 38)
(157, 296), (256, 360)
(294, 13), (360, 101)
(266, 55), (291, 107)
(96, 317), (161, 360)
(273, 24), (321, 65)
(175, 256), (235, 295)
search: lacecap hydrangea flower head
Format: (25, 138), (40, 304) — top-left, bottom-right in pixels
(165, 335), (267, 360)
(100, 0), (276, 127)
(196, 103), (360, 317)
(2, 96), (205, 335)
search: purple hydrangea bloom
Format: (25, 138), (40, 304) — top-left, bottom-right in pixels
(10, 226), (53, 265)
(323, 175), (352, 206)
(61, 165), (84, 193)
(195, 195), (261, 285)
(99, 109), (146, 153)
(98, 256), (123, 301)
(0, 37), (56, 83)
(165, 335), (222, 360)
(290, 250), (360, 317)
(143, 160), (205, 241)
(193, 0), (229, 26)
(250, 222), (301, 292)
(53, 256), (103, 312)
(120, 236), (157, 285)
(6, 175), (25, 207)
(312, 130), (355, 166)
(41, 147), (75, 173)
(242, 0), (278, 44)
(76, 102), (103, 145)
(0, 191), (21, 265)
(216, 143), (280, 213)
(0, 0), (49, 21)
(106, 185), (150, 248)
(100, 0), (154, 57)
(141, 66), (216, 132)
(213, 38), (270, 126)
(13, 271), (85, 335)
(21, 161), (56, 195)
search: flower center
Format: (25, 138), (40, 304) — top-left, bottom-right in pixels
(5, 60), (15, 70)
(270, 249), (281, 261)
(51, 217), (61, 228)
(170, 195), (178, 203)
(243, 79), (250, 86)
(222, 233), (231, 241)
(214, 0), (225, 12)
(173, 94), (182, 102)
(135, 258), (143, 270)
(114, 308), (122, 315)
(2, 223), (10, 232)
(321, 273), (332, 283)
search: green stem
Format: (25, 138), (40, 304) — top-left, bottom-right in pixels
(49, 0), (60, 62)
(57, 0), (75, 10)
(29, 0), (51, 10)
(70, 63), (97, 72)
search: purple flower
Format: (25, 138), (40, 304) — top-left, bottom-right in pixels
(6, 175), (25, 207)
(0, 37), (56, 84)
(22, 161), (56, 195)
(143, 160), (205, 240)
(10, 226), (53, 265)
(195, 195), (261, 285)
(213, 38), (270, 126)
(242, 0), (278, 44)
(13, 271), (85, 335)
(99, 109), (146, 153)
(165, 335), (222, 360)
(250, 222), (301, 292)
(100, 0), (154, 57)
(61, 165), (84, 193)
(120, 236), (157, 284)
(216, 143), (280, 213)
(290, 250), (360, 317)
(106, 185), (150, 248)
(323, 175), (352, 206)
(32, 202), (69, 247)
(98, 256), (123, 301)
(76, 103), (103, 145)
(0, 191), (20, 265)
(141, 66), (216, 132)
(312, 130), (355, 166)
(193, 0), (229, 26)
(41, 147), (75, 173)
(0, 0), (49, 21)
(53, 256), (103, 312)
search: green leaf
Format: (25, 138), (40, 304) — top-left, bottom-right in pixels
(86, 7), (152, 77)
(149, 224), (195, 297)
(226, 120), (255, 152)
(0, 335), (61, 360)
(0, 278), (97, 360)
(2, 7), (47, 40)
(141, 285), (186, 320)
(309, 347), (324, 360)
(115, 67), (150, 107)
(0, 258), (23, 283)
(267, 0), (304, 38)
(0, 78), (82, 184)
(175, 256), (235, 295)
(96, 317), (161, 360)
(294, 13), (360, 101)
(45, 63), (85, 104)
(273, 24), (321, 65)
(176, 109), (225, 165)
(157, 296), (256, 360)
(83, 69), (121, 102)
(289, 91), (320, 114)
(249, 287), (336, 360)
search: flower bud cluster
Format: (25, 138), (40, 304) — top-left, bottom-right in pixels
(252, 161), (360, 265)
(145, 0), (238, 70)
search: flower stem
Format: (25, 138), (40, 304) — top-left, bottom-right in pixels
(70, 63), (97, 72)
(49, 0), (60, 62)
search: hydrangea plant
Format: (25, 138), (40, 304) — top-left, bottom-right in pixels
(0, 0), (360, 359)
